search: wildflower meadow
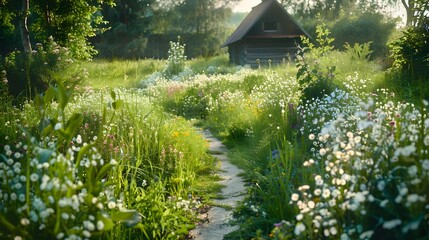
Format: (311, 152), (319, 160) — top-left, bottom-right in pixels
(1, 27), (428, 240)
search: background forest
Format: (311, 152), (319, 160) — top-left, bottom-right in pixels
(1, 0), (426, 59)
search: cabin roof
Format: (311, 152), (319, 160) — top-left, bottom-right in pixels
(222, 0), (310, 47)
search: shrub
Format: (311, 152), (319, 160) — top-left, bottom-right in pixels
(389, 21), (429, 80)
(296, 24), (337, 102)
(1, 37), (77, 100)
(0, 69), (11, 109)
(163, 37), (187, 78)
(331, 12), (396, 58)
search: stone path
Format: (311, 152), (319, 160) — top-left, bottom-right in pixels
(188, 129), (246, 240)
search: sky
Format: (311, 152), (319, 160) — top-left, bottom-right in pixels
(233, 0), (261, 12)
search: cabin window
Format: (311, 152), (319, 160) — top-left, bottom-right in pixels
(263, 21), (278, 32)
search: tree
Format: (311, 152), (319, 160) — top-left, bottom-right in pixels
(331, 12), (397, 58)
(401, 0), (428, 26)
(20, 0), (31, 55)
(389, 0), (429, 78)
(280, 0), (426, 27)
(0, 0), (116, 99)
(0, 0), (115, 59)
(94, 0), (155, 58)
(150, 0), (239, 57)
(280, 0), (368, 20)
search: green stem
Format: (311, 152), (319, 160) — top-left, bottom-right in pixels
(0, 214), (32, 239)
(54, 201), (61, 234)
(0, 214), (16, 233)
(26, 155), (31, 215)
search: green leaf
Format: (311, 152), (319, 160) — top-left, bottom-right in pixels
(110, 90), (116, 100)
(55, 81), (70, 111)
(162, 209), (170, 217)
(44, 87), (55, 105)
(76, 143), (94, 168)
(38, 117), (51, 135)
(96, 163), (113, 181)
(34, 92), (44, 116)
(38, 148), (54, 163)
(132, 223), (149, 238)
(112, 210), (142, 227)
(97, 213), (115, 231)
(112, 100), (123, 110)
(64, 113), (83, 141)
(57, 129), (71, 143)
(41, 123), (54, 138)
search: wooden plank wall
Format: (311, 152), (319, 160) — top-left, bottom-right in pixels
(242, 39), (298, 67)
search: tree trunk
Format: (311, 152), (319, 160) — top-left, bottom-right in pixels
(20, 0), (33, 99)
(20, 0), (32, 55)
(401, 0), (415, 26)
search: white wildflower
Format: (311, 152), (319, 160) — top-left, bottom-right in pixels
(56, 232), (64, 239)
(76, 135), (82, 144)
(97, 220), (105, 230)
(82, 230), (91, 238)
(20, 218), (30, 226)
(294, 222), (306, 235)
(422, 159), (429, 170)
(408, 165), (418, 175)
(108, 201), (116, 209)
(330, 226), (338, 235)
(359, 230), (373, 239)
(383, 219), (402, 229)
(291, 193), (299, 201)
(54, 123), (62, 130)
(322, 189), (331, 198)
(407, 194), (419, 203)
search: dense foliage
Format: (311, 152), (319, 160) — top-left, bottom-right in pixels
(2, 37), (79, 99)
(0, 0), (114, 59)
(389, 20), (429, 79)
(331, 12), (396, 58)
(0, 81), (212, 239)
(94, 0), (238, 59)
(94, 0), (154, 59)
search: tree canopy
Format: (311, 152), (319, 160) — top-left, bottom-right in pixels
(94, 0), (239, 58)
(0, 0), (424, 61)
(0, 0), (114, 59)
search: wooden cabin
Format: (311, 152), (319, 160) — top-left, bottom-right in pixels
(223, 0), (310, 67)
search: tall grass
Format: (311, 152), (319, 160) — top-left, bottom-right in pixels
(0, 81), (214, 239)
(81, 59), (165, 89)
(143, 34), (428, 239)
